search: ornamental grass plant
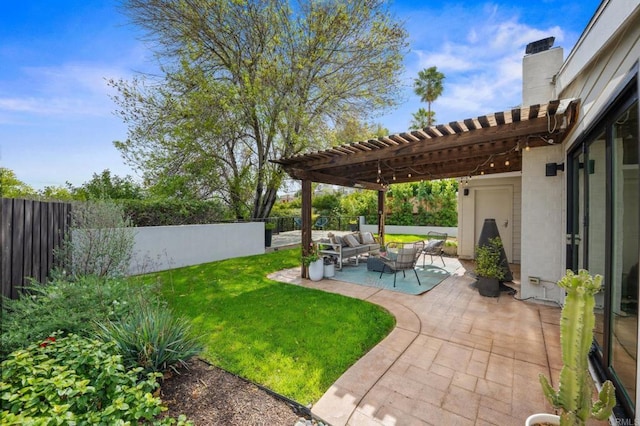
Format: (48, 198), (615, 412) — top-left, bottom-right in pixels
(95, 298), (202, 374)
(0, 274), (147, 360)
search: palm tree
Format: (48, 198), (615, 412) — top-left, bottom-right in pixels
(409, 108), (434, 130)
(413, 66), (445, 126)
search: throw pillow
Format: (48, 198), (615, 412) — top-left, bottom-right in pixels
(343, 233), (360, 248)
(336, 236), (348, 247)
(425, 239), (444, 251)
(361, 232), (376, 244)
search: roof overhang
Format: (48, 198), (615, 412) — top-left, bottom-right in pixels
(273, 99), (580, 191)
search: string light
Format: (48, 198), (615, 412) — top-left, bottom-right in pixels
(462, 141), (521, 178)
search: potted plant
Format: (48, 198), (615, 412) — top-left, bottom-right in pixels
(323, 256), (336, 278)
(348, 219), (358, 232)
(528, 269), (616, 426)
(474, 237), (505, 297)
(302, 243), (323, 281)
(264, 222), (276, 247)
(443, 240), (458, 256)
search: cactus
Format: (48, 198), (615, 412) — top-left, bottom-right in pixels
(539, 269), (616, 425)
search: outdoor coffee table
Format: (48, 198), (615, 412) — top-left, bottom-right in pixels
(366, 256), (387, 272)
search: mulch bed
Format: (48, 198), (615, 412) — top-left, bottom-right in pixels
(159, 358), (302, 425)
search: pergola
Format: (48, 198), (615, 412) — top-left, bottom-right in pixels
(273, 98), (579, 277)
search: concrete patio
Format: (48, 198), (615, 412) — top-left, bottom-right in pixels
(269, 256), (610, 425)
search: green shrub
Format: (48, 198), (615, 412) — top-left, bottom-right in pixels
(121, 198), (230, 226)
(95, 299), (202, 374)
(0, 333), (191, 425)
(56, 200), (135, 278)
(475, 237), (505, 280)
(0, 275), (153, 360)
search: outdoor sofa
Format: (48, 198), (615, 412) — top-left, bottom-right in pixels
(316, 231), (380, 269)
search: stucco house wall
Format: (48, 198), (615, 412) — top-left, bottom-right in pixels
(519, 143), (566, 302)
(518, 1), (640, 305)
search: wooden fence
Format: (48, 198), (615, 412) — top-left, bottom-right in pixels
(1, 198), (71, 299)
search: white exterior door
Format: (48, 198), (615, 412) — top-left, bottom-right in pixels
(474, 187), (513, 262)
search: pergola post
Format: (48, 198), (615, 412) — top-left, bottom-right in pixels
(377, 190), (385, 247)
(301, 179), (312, 278)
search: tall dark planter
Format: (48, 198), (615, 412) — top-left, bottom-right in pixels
(477, 276), (500, 297)
(477, 218), (513, 282)
(265, 229), (273, 247)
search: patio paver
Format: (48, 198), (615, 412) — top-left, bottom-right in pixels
(269, 257), (610, 426)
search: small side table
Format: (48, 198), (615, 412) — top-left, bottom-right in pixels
(366, 256), (386, 272)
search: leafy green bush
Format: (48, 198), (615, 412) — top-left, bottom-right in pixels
(475, 237), (505, 280)
(312, 193), (341, 216)
(95, 299), (202, 374)
(0, 333), (191, 425)
(0, 275), (153, 360)
(56, 200), (136, 278)
(121, 198), (230, 226)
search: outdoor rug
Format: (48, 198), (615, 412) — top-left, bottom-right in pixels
(330, 258), (461, 295)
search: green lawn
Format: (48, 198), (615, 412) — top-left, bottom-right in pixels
(382, 233), (428, 243)
(133, 248), (395, 405)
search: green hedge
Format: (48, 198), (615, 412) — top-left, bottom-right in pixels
(120, 199), (230, 227)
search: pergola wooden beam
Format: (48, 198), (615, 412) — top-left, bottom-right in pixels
(275, 99), (580, 278)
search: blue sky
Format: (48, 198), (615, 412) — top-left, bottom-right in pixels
(1, 0), (601, 190)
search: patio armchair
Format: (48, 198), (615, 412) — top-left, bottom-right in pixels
(314, 217), (328, 230)
(379, 241), (425, 287)
(422, 231), (447, 267)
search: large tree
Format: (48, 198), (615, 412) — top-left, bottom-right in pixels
(413, 66), (445, 126)
(74, 169), (145, 201)
(0, 168), (37, 198)
(112, 0), (407, 219)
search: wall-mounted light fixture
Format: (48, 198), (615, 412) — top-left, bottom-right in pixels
(545, 162), (565, 176)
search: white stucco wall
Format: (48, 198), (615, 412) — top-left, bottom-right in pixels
(128, 222), (264, 275)
(519, 144), (566, 302)
(522, 47), (564, 105)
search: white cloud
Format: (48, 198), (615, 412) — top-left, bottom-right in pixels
(390, 3), (568, 126)
(0, 63), (136, 118)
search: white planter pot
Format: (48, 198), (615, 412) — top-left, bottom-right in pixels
(525, 413), (560, 426)
(323, 263), (335, 278)
(308, 259), (324, 281)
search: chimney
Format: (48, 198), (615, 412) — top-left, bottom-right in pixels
(522, 37), (563, 105)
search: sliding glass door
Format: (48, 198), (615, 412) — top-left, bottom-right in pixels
(568, 89), (638, 416)
(610, 100), (639, 404)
